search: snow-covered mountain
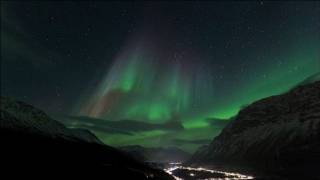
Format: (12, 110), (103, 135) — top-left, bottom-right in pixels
(189, 81), (320, 178)
(1, 97), (101, 144)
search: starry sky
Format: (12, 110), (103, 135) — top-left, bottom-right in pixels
(1, 1), (320, 152)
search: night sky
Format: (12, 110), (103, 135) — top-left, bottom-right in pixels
(1, 1), (319, 152)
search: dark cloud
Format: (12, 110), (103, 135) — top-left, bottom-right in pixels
(53, 115), (184, 135)
(74, 123), (134, 136)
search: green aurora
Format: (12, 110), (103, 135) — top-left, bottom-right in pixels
(73, 37), (319, 152)
(78, 40), (319, 124)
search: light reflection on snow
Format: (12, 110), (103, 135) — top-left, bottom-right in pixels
(164, 163), (254, 180)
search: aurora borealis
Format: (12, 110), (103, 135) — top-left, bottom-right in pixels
(77, 38), (213, 124)
(1, 1), (319, 152)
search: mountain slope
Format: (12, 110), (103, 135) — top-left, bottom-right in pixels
(1, 97), (102, 143)
(0, 97), (174, 179)
(189, 81), (320, 178)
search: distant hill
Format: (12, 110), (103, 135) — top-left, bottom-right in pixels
(119, 145), (191, 163)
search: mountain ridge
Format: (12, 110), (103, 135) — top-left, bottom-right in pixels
(188, 80), (320, 178)
(0, 96), (174, 179)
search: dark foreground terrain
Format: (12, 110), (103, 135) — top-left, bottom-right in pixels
(0, 97), (174, 179)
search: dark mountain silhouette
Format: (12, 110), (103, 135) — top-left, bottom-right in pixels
(188, 81), (320, 179)
(173, 138), (212, 145)
(0, 97), (174, 179)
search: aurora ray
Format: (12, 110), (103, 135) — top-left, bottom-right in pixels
(77, 38), (215, 123)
